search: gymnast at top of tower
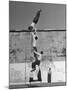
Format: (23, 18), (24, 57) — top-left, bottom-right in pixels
(28, 9), (42, 31)
(33, 9), (42, 24)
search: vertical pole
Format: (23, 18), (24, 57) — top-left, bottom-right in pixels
(25, 33), (26, 85)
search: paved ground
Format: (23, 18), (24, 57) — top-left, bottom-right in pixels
(9, 58), (66, 85)
(9, 82), (66, 89)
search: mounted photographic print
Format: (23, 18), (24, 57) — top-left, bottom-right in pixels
(9, 1), (66, 89)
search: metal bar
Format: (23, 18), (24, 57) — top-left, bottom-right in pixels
(9, 29), (66, 33)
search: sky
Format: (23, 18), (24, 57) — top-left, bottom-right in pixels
(9, 1), (66, 30)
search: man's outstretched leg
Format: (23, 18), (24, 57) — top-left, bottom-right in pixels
(33, 9), (42, 24)
(28, 9), (42, 31)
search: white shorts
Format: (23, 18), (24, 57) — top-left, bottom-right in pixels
(31, 22), (35, 28)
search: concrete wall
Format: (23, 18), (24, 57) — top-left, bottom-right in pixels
(9, 30), (66, 63)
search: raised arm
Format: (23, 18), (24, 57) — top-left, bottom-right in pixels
(34, 50), (41, 57)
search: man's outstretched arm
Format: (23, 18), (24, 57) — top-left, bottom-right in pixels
(34, 50), (41, 57)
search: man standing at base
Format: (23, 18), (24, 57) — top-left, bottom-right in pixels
(29, 50), (43, 82)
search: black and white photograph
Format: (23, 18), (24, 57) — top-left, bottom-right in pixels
(9, 1), (66, 89)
